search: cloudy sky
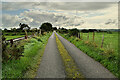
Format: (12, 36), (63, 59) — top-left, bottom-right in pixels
(1, 2), (119, 29)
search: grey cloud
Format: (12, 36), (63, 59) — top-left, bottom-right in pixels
(1, 0), (119, 2)
(2, 2), (35, 11)
(2, 9), (85, 29)
(105, 19), (117, 25)
(33, 2), (117, 11)
(20, 10), (75, 27)
(2, 14), (33, 29)
(2, 2), (116, 11)
(29, 20), (40, 28)
(2, 14), (19, 27)
(46, 2), (113, 11)
(2, 1), (117, 29)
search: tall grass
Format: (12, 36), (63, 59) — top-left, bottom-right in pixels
(2, 33), (51, 78)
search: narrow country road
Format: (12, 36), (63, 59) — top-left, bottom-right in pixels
(36, 32), (116, 78)
(36, 32), (65, 78)
(56, 33), (116, 78)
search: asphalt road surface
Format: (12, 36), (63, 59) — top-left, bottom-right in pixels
(36, 32), (116, 78)
(36, 32), (65, 78)
(56, 33), (116, 78)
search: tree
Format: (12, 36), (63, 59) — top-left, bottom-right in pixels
(40, 22), (52, 32)
(69, 28), (79, 37)
(19, 23), (30, 31)
(10, 28), (17, 32)
(88, 29), (97, 32)
(81, 29), (89, 33)
(4, 28), (8, 32)
(53, 27), (57, 30)
(59, 27), (68, 33)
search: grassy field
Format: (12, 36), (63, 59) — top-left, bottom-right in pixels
(5, 35), (25, 40)
(2, 33), (51, 78)
(59, 32), (119, 77)
(3, 32), (33, 40)
(80, 32), (118, 54)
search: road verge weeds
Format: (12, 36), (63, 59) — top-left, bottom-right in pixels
(2, 33), (51, 78)
(55, 33), (84, 79)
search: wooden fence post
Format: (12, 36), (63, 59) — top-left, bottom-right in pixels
(81, 32), (83, 39)
(40, 29), (41, 35)
(24, 30), (27, 39)
(87, 32), (89, 40)
(79, 32), (80, 39)
(101, 33), (104, 48)
(78, 32), (80, 39)
(93, 31), (95, 41)
(78, 33), (79, 38)
(10, 39), (13, 47)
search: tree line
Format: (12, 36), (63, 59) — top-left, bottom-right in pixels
(3, 22), (113, 36)
(3, 22), (57, 33)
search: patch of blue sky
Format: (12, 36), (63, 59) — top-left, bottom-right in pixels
(47, 10), (57, 13)
(48, 10), (76, 16)
(37, 9), (76, 16)
(46, 10), (64, 13)
(2, 9), (28, 15)
(76, 13), (86, 16)
(85, 13), (104, 17)
(0, 11), (2, 14)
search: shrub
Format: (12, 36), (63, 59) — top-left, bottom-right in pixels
(2, 35), (9, 62)
(69, 28), (79, 37)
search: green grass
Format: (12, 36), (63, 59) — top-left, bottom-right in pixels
(55, 34), (84, 78)
(3, 32), (33, 40)
(5, 35), (25, 40)
(80, 32), (118, 54)
(2, 33), (51, 78)
(58, 32), (119, 78)
(23, 45), (46, 78)
(3, 32), (32, 36)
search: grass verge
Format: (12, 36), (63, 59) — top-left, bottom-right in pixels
(55, 34), (84, 79)
(23, 43), (46, 78)
(2, 33), (51, 78)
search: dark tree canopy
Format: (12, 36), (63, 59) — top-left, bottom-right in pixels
(19, 23), (30, 31)
(53, 27), (57, 30)
(81, 29), (97, 33)
(4, 28), (8, 32)
(40, 22), (52, 32)
(58, 27), (68, 33)
(69, 28), (79, 37)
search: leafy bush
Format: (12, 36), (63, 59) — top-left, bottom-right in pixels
(2, 35), (9, 62)
(2, 40), (27, 62)
(69, 28), (79, 37)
